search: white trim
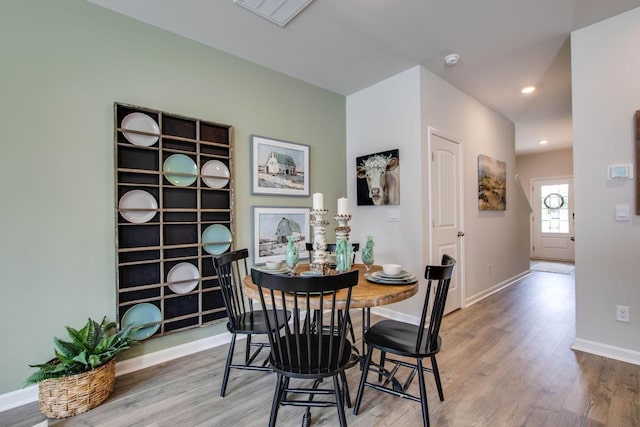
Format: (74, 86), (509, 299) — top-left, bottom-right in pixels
(0, 332), (235, 413)
(464, 270), (531, 307)
(571, 338), (640, 366)
(371, 305), (421, 326)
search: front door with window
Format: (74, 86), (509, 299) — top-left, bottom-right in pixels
(531, 177), (574, 261)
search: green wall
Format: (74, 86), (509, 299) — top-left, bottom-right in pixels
(0, 0), (346, 394)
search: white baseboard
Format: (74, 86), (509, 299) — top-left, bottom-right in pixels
(571, 338), (640, 366)
(370, 305), (420, 325)
(0, 332), (235, 413)
(464, 270), (531, 307)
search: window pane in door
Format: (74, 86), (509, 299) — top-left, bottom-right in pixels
(540, 184), (569, 233)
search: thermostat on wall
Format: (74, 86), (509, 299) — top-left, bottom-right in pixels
(608, 164), (633, 180)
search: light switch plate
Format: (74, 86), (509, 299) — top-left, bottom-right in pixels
(615, 204), (630, 221)
(387, 210), (401, 222)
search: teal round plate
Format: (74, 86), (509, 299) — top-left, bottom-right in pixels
(202, 224), (232, 255)
(121, 303), (162, 341)
(163, 154), (197, 187)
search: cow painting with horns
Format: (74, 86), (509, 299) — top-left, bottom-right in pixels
(356, 150), (400, 206)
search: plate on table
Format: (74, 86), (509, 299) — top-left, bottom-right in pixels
(121, 112), (159, 146)
(121, 303), (162, 341)
(118, 189), (158, 223)
(365, 272), (418, 285)
(374, 270), (412, 280)
(163, 154), (198, 187)
(256, 266), (290, 274)
(201, 160), (230, 189)
(202, 224), (232, 255)
(167, 262), (200, 294)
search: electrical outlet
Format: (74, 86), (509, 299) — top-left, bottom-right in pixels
(616, 305), (630, 323)
(486, 264), (492, 275)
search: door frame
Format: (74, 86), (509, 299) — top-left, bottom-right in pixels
(529, 175), (574, 260)
(427, 127), (465, 311)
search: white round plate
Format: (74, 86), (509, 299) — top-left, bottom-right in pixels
(118, 190), (158, 223)
(121, 112), (159, 146)
(167, 262), (200, 294)
(201, 160), (230, 189)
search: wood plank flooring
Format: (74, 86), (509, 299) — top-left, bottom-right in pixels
(3, 270), (639, 426)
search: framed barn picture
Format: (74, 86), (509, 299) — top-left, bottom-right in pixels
(251, 135), (310, 196)
(252, 206), (311, 264)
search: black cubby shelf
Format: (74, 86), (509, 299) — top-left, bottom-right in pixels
(114, 102), (234, 339)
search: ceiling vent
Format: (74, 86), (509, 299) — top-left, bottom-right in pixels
(234, 0), (314, 27)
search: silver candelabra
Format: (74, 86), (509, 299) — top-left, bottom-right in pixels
(310, 209), (330, 275)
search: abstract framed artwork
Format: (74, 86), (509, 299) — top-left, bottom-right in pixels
(478, 154), (506, 210)
(252, 206), (310, 264)
(356, 149), (400, 206)
(251, 135), (310, 196)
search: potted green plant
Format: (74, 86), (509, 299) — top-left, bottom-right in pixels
(25, 317), (138, 419)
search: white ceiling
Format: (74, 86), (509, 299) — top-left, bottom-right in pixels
(88, 0), (640, 155)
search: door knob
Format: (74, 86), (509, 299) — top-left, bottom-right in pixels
(457, 231), (465, 237)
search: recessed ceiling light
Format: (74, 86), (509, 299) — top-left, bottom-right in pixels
(539, 140), (549, 145)
(521, 85), (536, 94)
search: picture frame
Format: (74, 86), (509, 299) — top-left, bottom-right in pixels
(251, 135), (310, 196)
(252, 206), (311, 264)
(478, 154), (507, 210)
(356, 149), (400, 206)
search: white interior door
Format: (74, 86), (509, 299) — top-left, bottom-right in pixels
(429, 130), (463, 314)
(531, 177), (575, 261)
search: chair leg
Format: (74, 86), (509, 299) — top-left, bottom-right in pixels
(378, 351), (386, 382)
(354, 346), (374, 415)
(220, 333), (237, 397)
(430, 355), (444, 401)
(245, 333), (252, 364)
(269, 374), (284, 427)
(416, 358), (431, 427)
(333, 375), (347, 427)
(340, 371), (352, 408)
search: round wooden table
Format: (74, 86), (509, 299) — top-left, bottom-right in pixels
(242, 264), (419, 354)
(241, 264), (419, 310)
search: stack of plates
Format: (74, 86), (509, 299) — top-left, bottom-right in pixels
(255, 265), (290, 274)
(365, 270), (418, 285)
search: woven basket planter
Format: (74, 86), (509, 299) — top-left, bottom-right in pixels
(38, 358), (116, 419)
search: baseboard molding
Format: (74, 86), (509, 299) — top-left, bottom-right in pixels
(370, 305), (421, 325)
(0, 332), (235, 413)
(571, 338), (640, 366)
(464, 270), (531, 307)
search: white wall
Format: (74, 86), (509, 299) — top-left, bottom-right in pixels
(420, 68), (530, 303)
(346, 65), (529, 321)
(346, 67), (423, 318)
(571, 7), (640, 362)
(516, 148), (574, 196)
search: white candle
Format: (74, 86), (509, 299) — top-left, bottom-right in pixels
(337, 197), (349, 216)
(312, 193), (324, 210)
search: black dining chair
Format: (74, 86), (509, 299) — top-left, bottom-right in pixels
(212, 249), (289, 397)
(251, 268), (360, 427)
(353, 254), (456, 427)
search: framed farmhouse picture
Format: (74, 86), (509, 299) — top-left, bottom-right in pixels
(356, 149), (400, 206)
(252, 206), (311, 264)
(251, 135), (310, 196)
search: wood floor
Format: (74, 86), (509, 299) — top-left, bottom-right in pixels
(3, 270), (639, 426)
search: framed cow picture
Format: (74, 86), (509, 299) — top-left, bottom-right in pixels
(251, 135), (310, 196)
(252, 206), (311, 264)
(356, 149), (400, 206)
